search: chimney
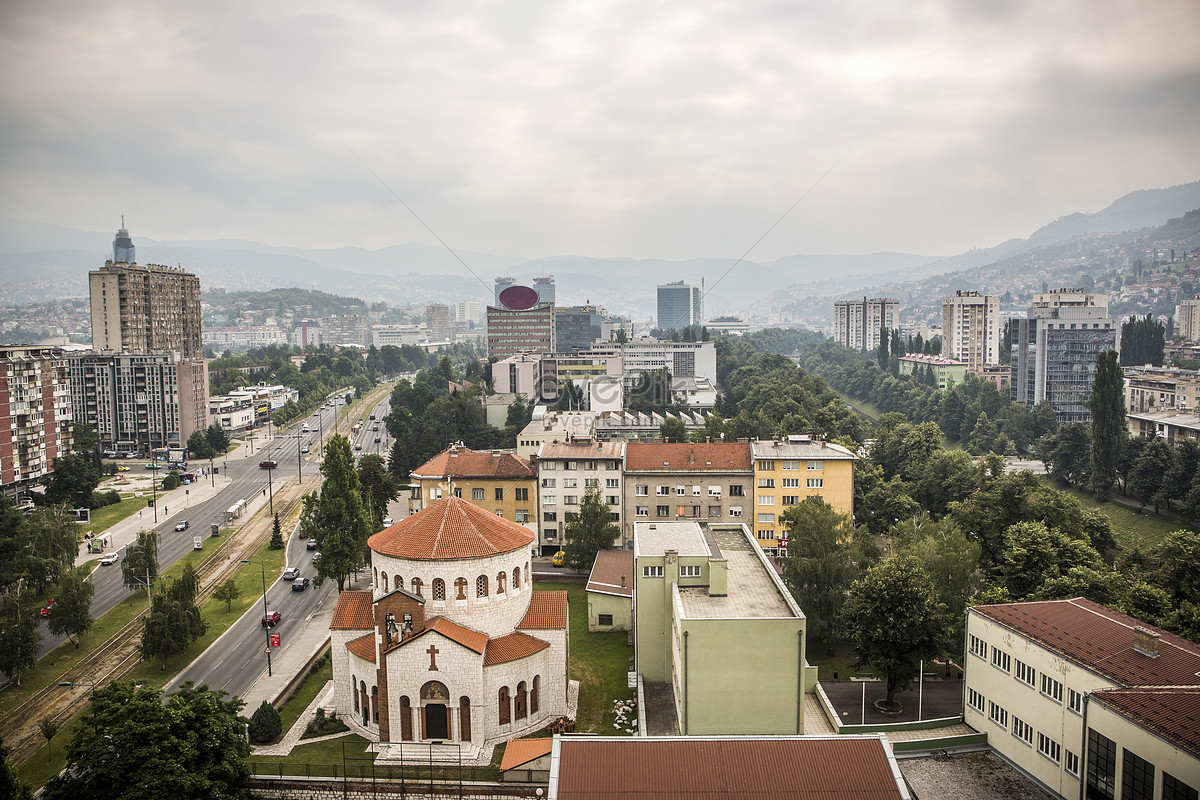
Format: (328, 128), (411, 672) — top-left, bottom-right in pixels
(1132, 626), (1160, 658)
(621, 575), (626, 588)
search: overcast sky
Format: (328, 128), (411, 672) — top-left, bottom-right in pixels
(2, 0), (1198, 263)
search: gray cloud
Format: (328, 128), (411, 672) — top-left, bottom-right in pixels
(1, 0), (1197, 262)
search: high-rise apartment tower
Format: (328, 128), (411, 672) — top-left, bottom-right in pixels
(942, 290), (1002, 371)
(832, 297), (899, 352)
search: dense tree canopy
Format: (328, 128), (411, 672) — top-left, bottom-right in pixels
(301, 435), (370, 591)
(563, 487), (620, 570)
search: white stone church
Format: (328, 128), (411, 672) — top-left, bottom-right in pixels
(330, 496), (570, 752)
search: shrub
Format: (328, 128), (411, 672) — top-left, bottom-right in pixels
(302, 708), (349, 740)
(248, 700), (283, 744)
(91, 490), (122, 507)
(161, 472), (181, 491)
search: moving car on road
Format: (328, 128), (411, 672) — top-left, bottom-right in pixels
(174, 520), (189, 531)
(259, 460), (277, 470)
(282, 567), (300, 580)
(291, 577), (309, 591)
(100, 552), (119, 566)
(261, 611), (282, 627)
(306, 539), (317, 550)
(552, 550), (566, 567)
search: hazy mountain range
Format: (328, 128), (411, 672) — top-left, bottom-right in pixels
(1, 180), (1197, 320)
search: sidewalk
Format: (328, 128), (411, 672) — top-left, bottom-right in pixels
(238, 592), (341, 713)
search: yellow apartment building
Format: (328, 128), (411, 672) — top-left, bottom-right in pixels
(749, 436), (857, 556)
(408, 443), (537, 531)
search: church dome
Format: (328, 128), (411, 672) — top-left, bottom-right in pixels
(369, 496), (534, 561)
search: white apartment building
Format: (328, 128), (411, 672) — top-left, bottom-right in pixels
(0, 346), (73, 493)
(576, 339), (717, 394)
(942, 290), (1002, 371)
(965, 598), (1200, 800)
(833, 297), (899, 353)
(535, 439), (624, 556)
(202, 326), (288, 349)
(371, 325), (425, 348)
(1179, 295), (1200, 342)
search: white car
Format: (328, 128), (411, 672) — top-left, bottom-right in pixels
(99, 552), (119, 566)
(282, 567), (300, 581)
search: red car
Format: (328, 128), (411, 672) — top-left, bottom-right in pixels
(261, 611), (282, 627)
(40, 598), (56, 617)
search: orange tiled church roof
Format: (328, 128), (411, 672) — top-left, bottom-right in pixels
(369, 496), (535, 560)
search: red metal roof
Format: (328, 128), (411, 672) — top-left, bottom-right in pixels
(484, 631), (550, 666)
(345, 632), (376, 662)
(369, 496), (535, 560)
(518, 591), (568, 630)
(552, 735), (907, 799)
(586, 549), (634, 598)
(973, 598), (1200, 687)
(412, 445), (535, 480)
(1091, 687), (1200, 755)
(500, 737), (554, 771)
(625, 442), (752, 472)
(330, 591), (374, 630)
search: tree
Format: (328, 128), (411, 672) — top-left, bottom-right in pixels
(777, 498), (866, 645)
(72, 422), (101, 468)
(0, 736), (33, 800)
(357, 454), (398, 530)
(268, 513), (284, 550)
(1087, 350), (1125, 497)
(186, 430), (214, 461)
(38, 716), (60, 763)
(42, 680), (249, 800)
(1151, 530), (1200, 605)
(301, 435), (370, 591)
(1040, 423), (1090, 487)
(46, 565), (94, 648)
(839, 555), (945, 710)
(1127, 437), (1172, 511)
(0, 582), (41, 686)
(205, 423), (230, 455)
(891, 514), (982, 656)
(212, 577), (242, 612)
(659, 417), (688, 443)
(122, 530), (160, 597)
(997, 521), (1103, 600)
(141, 566), (206, 669)
(248, 700), (283, 744)
(563, 487), (620, 570)
(43, 453), (101, 509)
(23, 505), (80, 594)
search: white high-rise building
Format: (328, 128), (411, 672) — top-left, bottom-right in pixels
(455, 301), (483, 326)
(942, 290), (1002, 371)
(1179, 295), (1200, 342)
(832, 298), (898, 352)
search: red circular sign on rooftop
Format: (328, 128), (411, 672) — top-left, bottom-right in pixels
(499, 285), (539, 310)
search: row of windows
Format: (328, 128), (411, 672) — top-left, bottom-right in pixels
(540, 460), (620, 471)
(373, 567), (525, 599)
(636, 484), (744, 496)
(971, 636), (1074, 710)
(754, 460), (826, 471)
(635, 504), (738, 518)
(985, 696), (1077, 773)
(463, 487), (529, 501)
(543, 478), (619, 489)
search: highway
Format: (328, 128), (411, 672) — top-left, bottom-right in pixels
(36, 393), (363, 659)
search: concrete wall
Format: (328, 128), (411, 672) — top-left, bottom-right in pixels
(587, 590), (631, 631)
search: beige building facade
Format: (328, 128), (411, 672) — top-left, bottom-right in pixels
(622, 442), (753, 543)
(942, 290), (1001, 371)
(535, 439), (624, 555)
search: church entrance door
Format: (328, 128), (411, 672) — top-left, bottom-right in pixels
(425, 704), (449, 741)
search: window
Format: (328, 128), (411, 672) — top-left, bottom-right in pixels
(636, 485), (649, 496)
(729, 485), (745, 496)
(757, 478), (775, 488)
(636, 506), (649, 516)
(759, 529), (775, 540)
(782, 496), (799, 505)
(432, 578), (445, 600)
(586, 478), (599, 488)
(494, 487), (503, 501)
(610, 512), (620, 522)
(708, 485), (721, 496)
(729, 506), (742, 517)
(1041, 674), (1063, 703)
(692, 485), (701, 496)
(543, 529), (556, 540)
(988, 701), (1007, 728)
(656, 505), (670, 517)
(542, 478), (556, 488)
(472, 488), (485, 500)
(643, 565), (664, 578)
(967, 688), (985, 713)
(606, 461), (619, 470)
(1122, 749), (1154, 800)
(782, 478), (800, 488)
(544, 495), (556, 505)
(991, 647), (1011, 673)
(757, 460), (775, 470)
(606, 495), (620, 505)
(708, 505), (721, 517)
(516, 488), (529, 501)
(782, 460), (799, 470)
(1011, 716), (1032, 745)
(543, 511), (557, 521)
(411, 577), (422, 596)
(565, 461), (577, 470)
(807, 461), (823, 471)
(1087, 729), (1117, 800)
(1037, 733), (1060, 764)
(1014, 660), (1035, 687)
(1068, 688), (1083, 715)
(476, 575), (488, 597)
(585, 461), (598, 470)
(454, 487), (463, 497)
(606, 478), (619, 488)
(679, 565), (701, 578)
(598, 613), (613, 626)
(563, 478), (577, 488)
(515, 509), (529, 522)
(657, 485), (670, 495)
(757, 496), (776, 505)
(676, 486), (686, 496)
(806, 478), (824, 489)
(757, 513), (775, 524)
(541, 461), (556, 470)
(564, 495), (578, 505)
(1163, 772), (1199, 800)
(1065, 750), (1080, 777)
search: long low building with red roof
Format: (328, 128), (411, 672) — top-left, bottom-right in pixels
(330, 496), (569, 757)
(965, 598), (1200, 800)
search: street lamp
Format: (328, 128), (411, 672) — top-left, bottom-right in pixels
(266, 461), (274, 514)
(57, 675), (96, 696)
(241, 555), (273, 677)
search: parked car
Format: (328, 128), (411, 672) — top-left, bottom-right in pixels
(261, 611), (282, 627)
(282, 567), (300, 580)
(312, 551), (321, 563)
(306, 539), (317, 550)
(100, 552), (119, 566)
(174, 520), (189, 531)
(259, 460), (277, 470)
(552, 550), (566, 567)
(291, 577), (309, 591)
(40, 598), (56, 616)
(382, 517), (394, 527)
(354, 444), (362, 451)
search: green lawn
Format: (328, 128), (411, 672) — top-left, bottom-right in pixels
(78, 495), (146, 539)
(275, 651), (332, 737)
(1042, 479), (1193, 551)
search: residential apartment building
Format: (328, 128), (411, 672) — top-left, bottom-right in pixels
(454, 300), (482, 327)
(898, 354), (968, 391)
(535, 439), (624, 556)
(576, 339), (717, 394)
(1179, 295), (1200, 342)
(622, 442), (753, 543)
(657, 281), (702, 331)
(486, 303), (556, 359)
(89, 224), (202, 359)
(407, 444), (536, 529)
(1125, 366), (1200, 414)
(319, 315), (369, 347)
(515, 411), (597, 460)
(750, 436), (857, 555)
(1011, 290), (1118, 423)
(832, 297), (899, 352)
(492, 354), (546, 402)
(514, 408), (712, 460)
(0, 346), (73, 493)
(965, 598), (1200, 800)
(633, 521), (809, 735)
(942, 290), (1002, 371)
(69, 353), (208, 455)
(370, 325), (425, 348)
(424, 304), (450, 342)
(1126, 409), (1200, 444)
(202, 326), (288, 350)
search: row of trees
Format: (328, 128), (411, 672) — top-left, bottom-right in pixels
(1119, 314), (1167, 367)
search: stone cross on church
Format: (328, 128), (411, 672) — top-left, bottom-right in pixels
(427, 644), (439, 671)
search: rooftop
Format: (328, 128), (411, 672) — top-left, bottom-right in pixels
(499, 737), (553, 772)
(625, 442), (752, 472)
(750, 436), (858, 461)
(537, 439), (625, 460)
(548, 734), (910, 800)
(483, 631), (551, 666)
(677, 528), (798, 620)
(330, 591), (374, 630)
(587, 549), (634, 598)
(517, 591), (569, 630)
(368, 496), (535, 561)
(1091, 686), (1200, 755)
(411, 444), (535, 480)
(634, 521), (711, 558)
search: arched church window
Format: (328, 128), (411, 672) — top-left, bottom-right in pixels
(477, 575), (488, 597)
(515, 681), (528, 720)
(455, 577), (468, 599)
(412, 577), (423, 596)
(373, 568), (377, 588)
(394, 574), (403, 592)
(380, 571), (387, 591)
(513, 566), (520, 589)
(497, 571), (507, 593)
(352, 674), (359, 712)
(531, 675), (540, 714)
(499, 686), (511, 725)
(371, 685), (379, 722)
(433, 578), (445, 600)
(459, 696), (472, 742)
